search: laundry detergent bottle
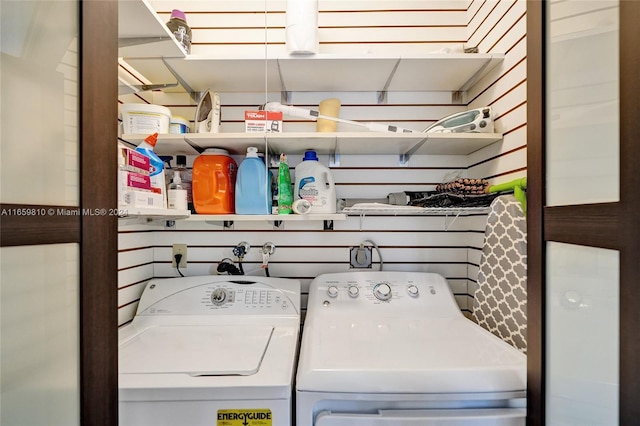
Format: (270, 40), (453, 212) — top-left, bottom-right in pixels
(235, 147), (271, 214)
(135, 132), (167, 208)
(192, 148), (237, 214)
(293, 150), (336, 213)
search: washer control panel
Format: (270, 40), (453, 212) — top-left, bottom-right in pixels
(372, 282), (393, 301)
(138, 279), (298, 315)
(203, 285), (294, 312)
(311, 272), (458, 314)
(321, 279), (432, 303)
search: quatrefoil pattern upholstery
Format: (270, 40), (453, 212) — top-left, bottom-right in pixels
(473, 195), (527, 353)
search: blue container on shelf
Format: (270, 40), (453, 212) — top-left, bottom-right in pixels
(235, 147), (271, 214)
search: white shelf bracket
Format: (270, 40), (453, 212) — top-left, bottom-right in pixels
(397, 135), (429, 166)
(162, 58), (199, 102)
(330, 153), (341, 167)
(281, 91), (292, 104)
(377, 58), (401, 104)
(444, 211), (462, 231)
(358, 213), (366, 231)
(452, 91), (466, 104)
(458, 57), (494, 93)
(276, 60), (292, 104)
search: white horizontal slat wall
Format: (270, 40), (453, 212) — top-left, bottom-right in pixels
(117, 223), (154, 326)
(150, 212), (480, 319)
(117, 0), (528, 326)
(464, 0), (528, 320)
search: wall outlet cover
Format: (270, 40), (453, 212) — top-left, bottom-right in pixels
(172, 243), (187, 268)
(350, 246), (372, 268)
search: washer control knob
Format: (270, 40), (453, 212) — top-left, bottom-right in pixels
(211, 288), (227, 306)
(373, 282), (392, 301)
(348, 285), (360, 298)
(407, 285), (419, 297)
(327, 285), (339, 298)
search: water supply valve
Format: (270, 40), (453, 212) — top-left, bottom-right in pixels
(262, 242), (276, 256)
(233, 241), (250, 259)
(261, 242), (276, 275)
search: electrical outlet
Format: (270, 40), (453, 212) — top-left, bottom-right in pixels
(172, 244), (187, 268)
(350, 246), (372, 268)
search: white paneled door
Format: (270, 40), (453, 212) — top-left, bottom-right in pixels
(531, 0), (640, 424)
(1, 2), (80, 424)
(1, 0), (118, 424)
(545, 1), (620, 424)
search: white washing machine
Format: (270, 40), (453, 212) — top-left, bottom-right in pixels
(119, 275), (300, 426)
(296, 271), (527, 426)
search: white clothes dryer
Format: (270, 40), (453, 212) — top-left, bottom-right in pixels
(296, 271), (526, 426)
(119, 275), (300, 426)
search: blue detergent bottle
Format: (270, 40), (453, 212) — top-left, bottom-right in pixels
(235, 147), (271, 214)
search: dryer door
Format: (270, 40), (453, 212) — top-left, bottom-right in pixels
(315, 408), (525, 426)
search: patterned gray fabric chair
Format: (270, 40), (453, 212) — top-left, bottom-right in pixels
(473, 195), (527, 353)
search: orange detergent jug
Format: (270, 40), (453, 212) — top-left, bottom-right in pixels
(192, 148), (237, 214)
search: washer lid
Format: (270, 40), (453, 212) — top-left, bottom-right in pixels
(119, 325), (273, 376)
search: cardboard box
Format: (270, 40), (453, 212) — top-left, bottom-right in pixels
(120, 189), (165, 209)
(119, 170), (151, 192)
(119, 145), (151, 174)
(245, 110), (283, 133)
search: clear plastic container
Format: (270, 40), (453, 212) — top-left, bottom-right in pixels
(175, 155), (193, 213)
(166, 9), (192, 54)
(167, 171), (187, 211)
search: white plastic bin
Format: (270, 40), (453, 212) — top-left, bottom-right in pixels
(121, 103), (171, 134)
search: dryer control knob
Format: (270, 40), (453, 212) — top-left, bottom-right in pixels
(407, 285), (419, 297)
(211, 288), (227, 306)
(327, 285), (339, 298)
(373, 282), (392, 301)
(348, 285), (360, 298)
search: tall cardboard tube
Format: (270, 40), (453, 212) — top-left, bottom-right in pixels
(316, 98), (341, 132)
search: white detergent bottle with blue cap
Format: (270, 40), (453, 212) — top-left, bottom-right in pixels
(135, 132), (167, 208)
(293, 150), (336, 213)
(235, 147), (271, 214)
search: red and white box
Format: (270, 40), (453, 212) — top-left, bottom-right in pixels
(245, 110), (283, 133)
(119, 145), (151, 174)
(118, 170), (154, 207)
(120, 171), (151, 191)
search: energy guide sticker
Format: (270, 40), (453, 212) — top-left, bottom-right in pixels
(217, 409), (272, 426)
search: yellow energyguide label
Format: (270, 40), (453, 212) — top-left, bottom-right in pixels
(217, 409), (272, 426)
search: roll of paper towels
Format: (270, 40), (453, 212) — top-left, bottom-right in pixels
(286, 0), (319, 55)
